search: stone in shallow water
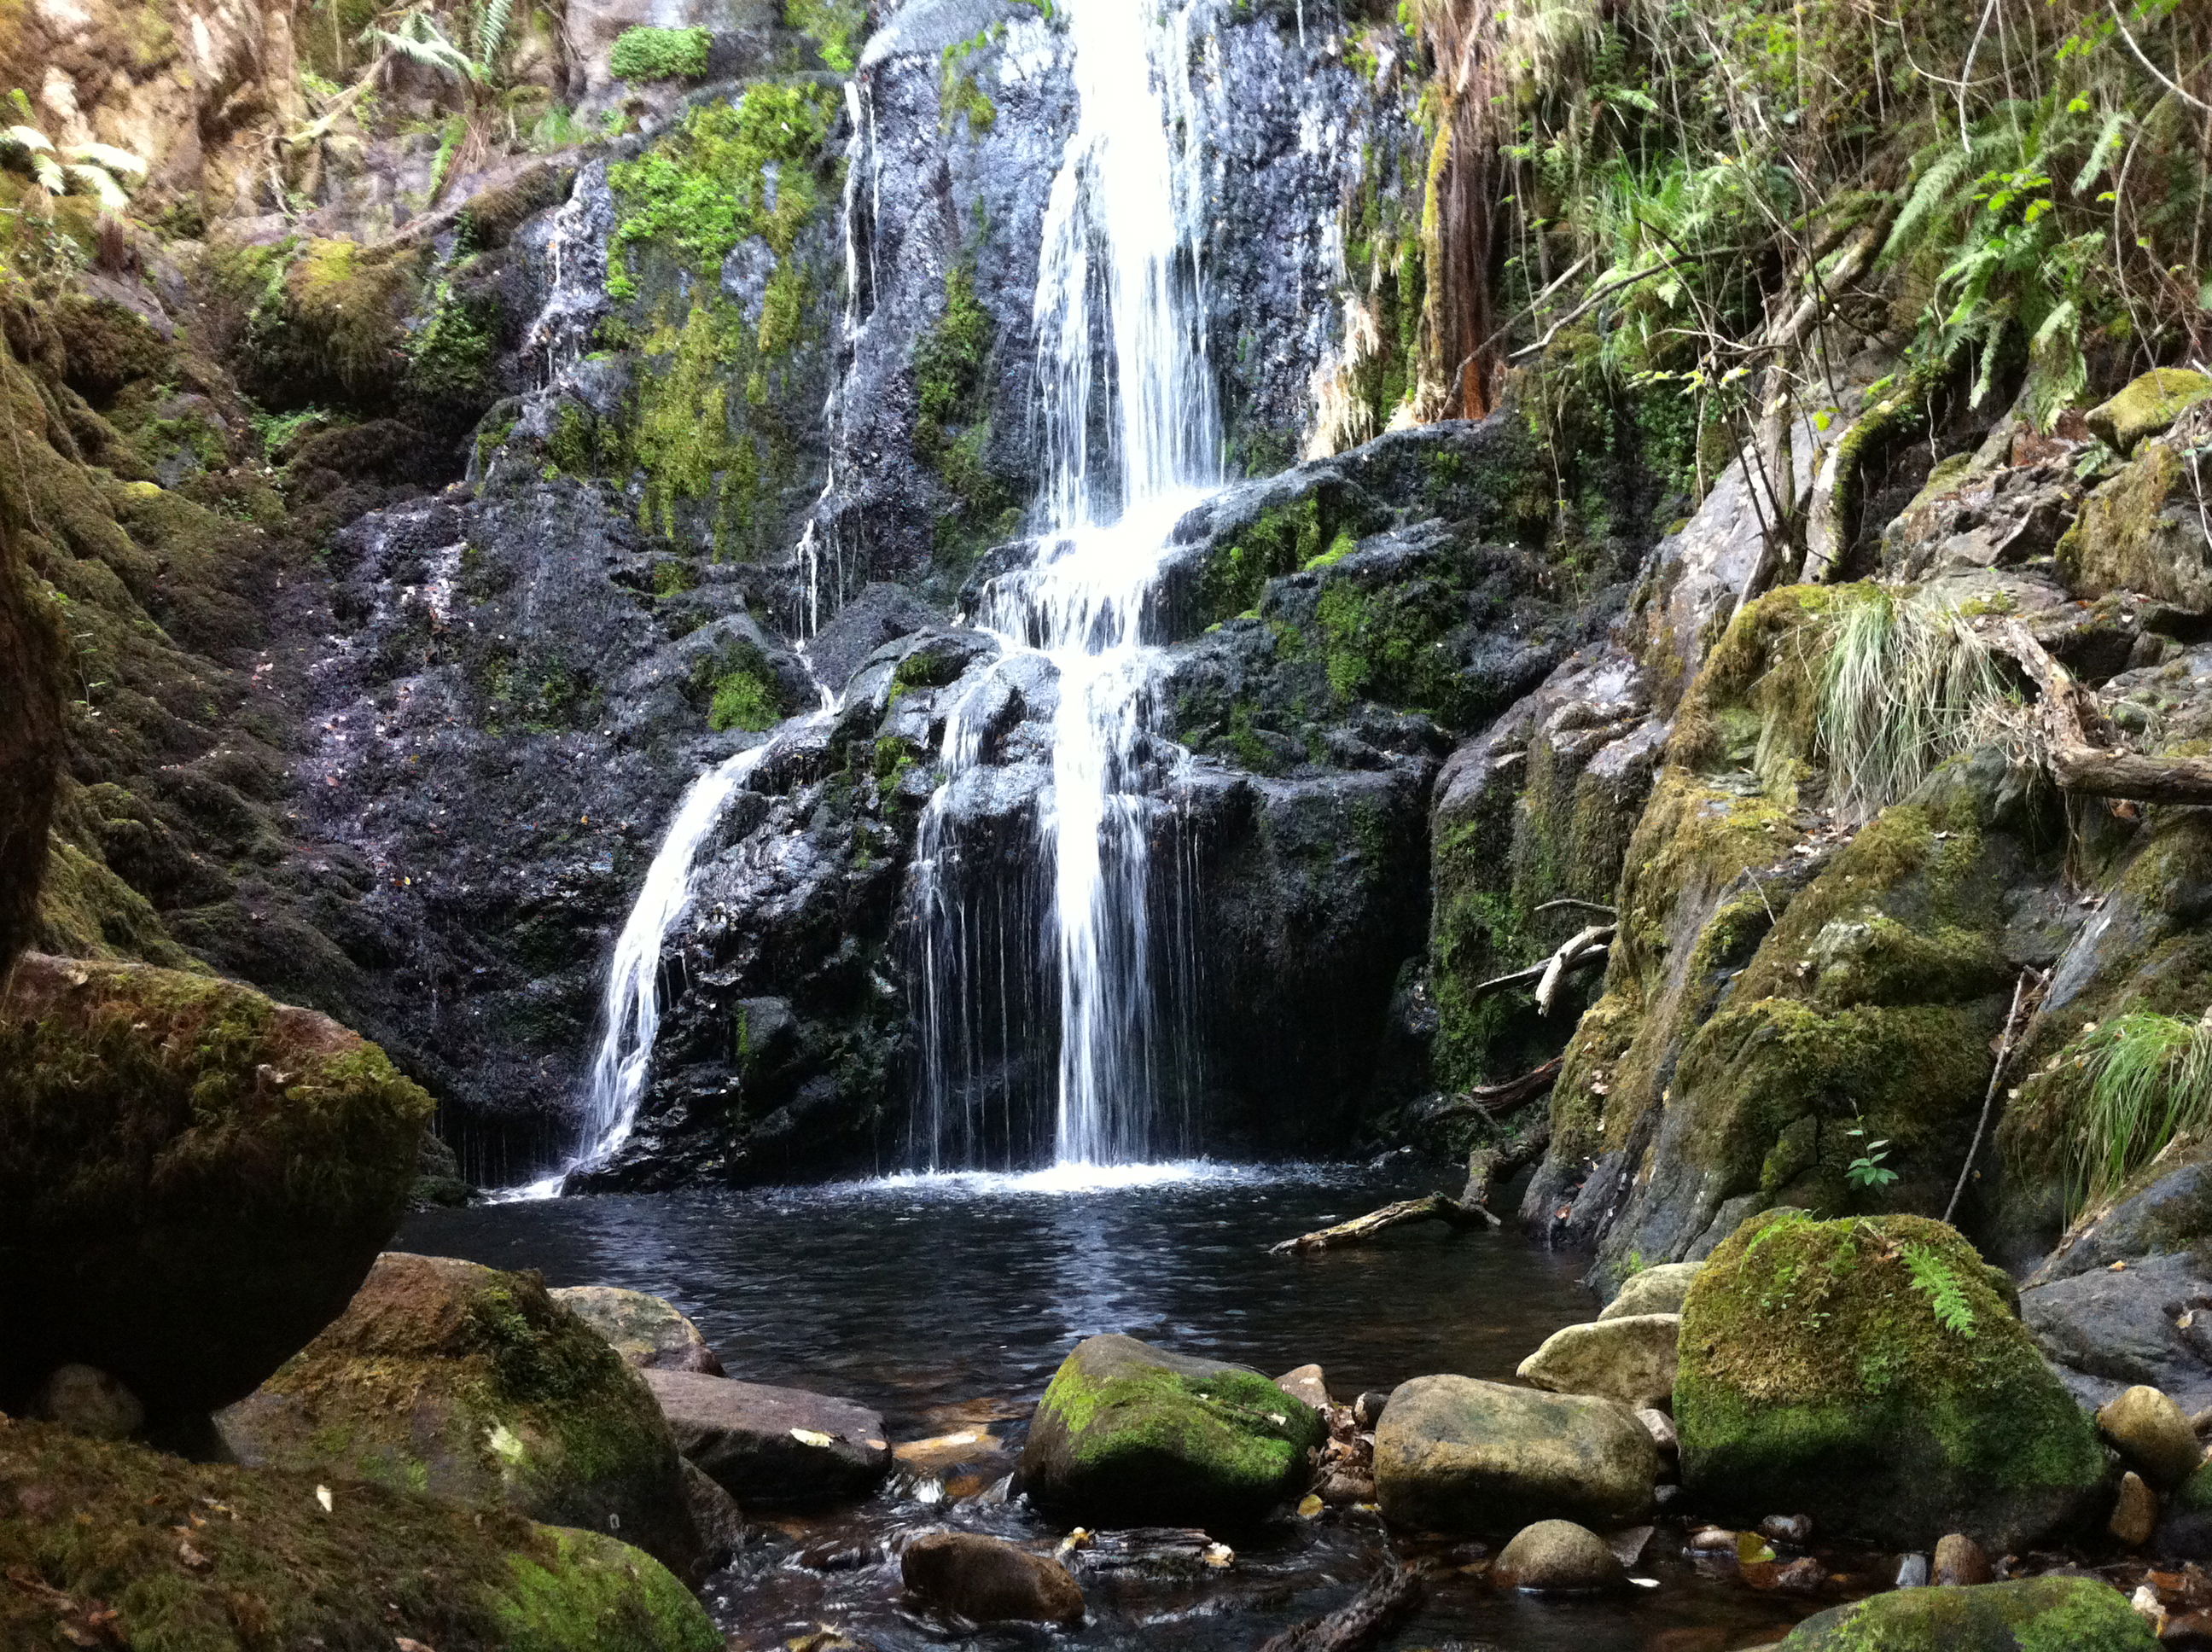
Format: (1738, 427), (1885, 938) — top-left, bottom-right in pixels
(551, 1285), (725, 1375)
(1516, 1313), (1679, 1411)
(901, 1531), (1085, 1625)
(643, 1368), (890, 1506)
(1491, 1519), (1625, 1592)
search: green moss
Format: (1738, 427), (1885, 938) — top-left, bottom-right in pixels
(940, 28), (1001, 134)
(911, 264), (1016, 567)
(608, 25), (709, 80)
(1775, 1577), (2155, 1651)
(786, 0), (866, 70)
(651, 558), (697, 597)
(1197, 497), (1324, 625)
(708, 666), (777, 732)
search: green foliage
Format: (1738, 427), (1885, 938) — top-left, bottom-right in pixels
(787, 0), (867, 72)
(2056, 1010), (2212, 1213)
(608, 25), (709, 81)
(940, 28), (1001, 134)
(1902, 1241), (1977, 1338)
(708, 667), (777, 732)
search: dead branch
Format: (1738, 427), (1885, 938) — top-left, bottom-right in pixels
(1531, 898), (1616, 918)
(1465, 1114), (1551, 1209)
(1417, 1058), (1563, 1122)
(1469, 926), (1615, 1005)
(1536, 924), (1615, 1015)
(1271, 1193), (1499, 1256)
(1258, 1563), (1429, 1652)
(1991, 619), (2212, 805)
(1943, 967), (2046, 1224)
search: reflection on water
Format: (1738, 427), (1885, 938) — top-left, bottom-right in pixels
(399, 1162), (1825, 1651)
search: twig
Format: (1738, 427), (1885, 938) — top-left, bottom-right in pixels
(1531, 899), (1617, 918)
(1258, 1562), (1428, 1652)
(1468, 927), (1614, 1003)
(1943, 968), (2045, 1224)
(2106, 0), (2212, 118)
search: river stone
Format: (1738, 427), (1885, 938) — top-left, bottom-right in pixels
(679, 1459), (746, 1567)
(1600, 1263), (1702, 1321)
(551, 1286), (725, 1375)
(1676, 1213), (2106, 1550)
(1491, 1520), (1626, 1592)
(1516, 1314), (1680, 1411)
(2097, 1385), (2201, 1490)
(1932, 1533), (1991, 1587)
(1275, 1364), (1330, 1410)
(0, 1418), (720, 1652)
(2087, 369), (2212, 455)
(1018, 1334), (1326, 1529)
(901, 1532), (1085, 1625)
(0, 955), (431, 1422)
(1371, 1374), (1657, 1537)
(642, 1368), (890, 1506)
(1766, 1576), (2157, 1650)
(2110, 1470), (2157, 1548)
(216, 1253), (701, 1579)
(31, 1364), (144, 1440)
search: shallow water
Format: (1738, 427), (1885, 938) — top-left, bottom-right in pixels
(400, 1162), (1825, 1650)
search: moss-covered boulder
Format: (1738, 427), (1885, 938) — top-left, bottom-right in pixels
(1516, 1314), (1679, 1411)
(1767, 1577), (2156, 1651)
(217, 1254), (702, 1579)
(0, 1417), (720, 1652)
(1677, 1212), (2106, 1549)
(0, 954), (431, 1421)
(2060, 433), (2212, 612)
(0, 400), (65, 969)
(2087, 368), (2212, 456)
(551, 1286), (724, 1375)
(1016, 1335), (1325, 1529)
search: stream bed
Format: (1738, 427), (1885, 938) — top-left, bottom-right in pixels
(400, 1162), (1831, 1651)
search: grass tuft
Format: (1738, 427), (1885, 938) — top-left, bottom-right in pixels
(2067, 1009), (2212, 1213)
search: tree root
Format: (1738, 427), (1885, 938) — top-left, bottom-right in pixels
(1991, 619), (2212, 803)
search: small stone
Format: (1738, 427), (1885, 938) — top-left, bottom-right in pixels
(902, 1533), (1084, 1625)
(2111, 1470), (2159, 1549)
(1608, 1525), (1654, 1568)
(1933, 1533), (1992, 1587)
(1274, 1364), (1330, 1411)
(1687, 1526), (1738, 1551)
(1491, 1520), (1627, 1592)
(1759, 1513), (1813, 1547)
(643, 1370), (890, 1506)
(1895, 1552), (1930, 1588)
(1316, 1470), (1372, 1505)
(1636, 1407), (1678, 1454)
(32, 1364), (145, 1440)
(1770, 1556), (1827, 1594)
(1354, 1391), (1391, 1429)
(2100, 1387), (2203, 1491)
(1598, 1262), (1702, 1321)
(551, 1285), (725, 1375)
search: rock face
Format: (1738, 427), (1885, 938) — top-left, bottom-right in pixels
(901, 1532), (1086, 1626)
(0, 429), (63, 970)
(0, 1418), (720, 1652)
(642, 1369), (889, 1505)
(1767, 1576), (2157, 1651)
(216, 1254), (701, 1579)
(1676, 1213), (2106, 1550)
(0, 955), (430, 1421)
(1018, 1334), (1326, 1530)
(551, 1286), (725, 1375)
(1491, 1520), (1627, 1592)
(1516, 1314), (1680, 1411)
(1371, 1374), (1656, 1537)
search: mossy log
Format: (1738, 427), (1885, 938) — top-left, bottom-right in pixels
(1271, 1192), (1499, 1255)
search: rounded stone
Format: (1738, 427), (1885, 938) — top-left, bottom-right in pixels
(1931, 1532), (1991, 1587)
(2097, 1385), (2202, 1491)
(1768, 1576), (2157, 1650)
(1491, 1520), (1626, 1592)
(1599, 1262), (1702, 1321)
(2110, 1470), (2157, 1549)
(551, 1285), (725, 1375)
(1516, 1313), (1680, 1411)
(901, 1531), (1085, 1624)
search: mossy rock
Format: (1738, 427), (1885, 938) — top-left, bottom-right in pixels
(0, 954), (431, 1421)
(1769, 1576), (2156, 1651)
(0, 428), (64, 969)
(1016, 1334), (1325, 1529)
(2087, 369), (2212, 456)
(0, 1417), (720, 1652)
(2058, 436), (2212, 613)
(218, 1254), (702, 1579)
(1676, 1212), (2106, 1550)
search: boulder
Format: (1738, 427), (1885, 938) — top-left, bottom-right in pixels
(2020, 1252), (2212, 1413)
(1600, 1262), (1702, 1321)
(1491, 1520), (1627, 1591)
(1676, 1212), (2106, 1550)
(1766, 1576), (2157, 1651)
(1275, 1364), (1330, 1411)
(0, 955), (431, 1421)
(2060, 430), (2212, 612)
(551, 1286), (725, 1374)
(643, 1368), (889, 1506)
(2156, 1458), (2212, 1559)
(678, 1459), (746, 1567)
(31, 1364), (143, 1440)
(1018, 1334), (1326, 1530)
(2097, 1385), (2202, 1490)
(901, 1532), (1086, 1625)
(0, 1419), (720, 1652)
(1516, 1314), (1680, 1410)
(2087, 369), (2212, 455)
(1371, 1374), (1657, 1537)
(216, 1254), (701, 1579)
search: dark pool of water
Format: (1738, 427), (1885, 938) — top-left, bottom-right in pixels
(399, 1160), (1825, 1652)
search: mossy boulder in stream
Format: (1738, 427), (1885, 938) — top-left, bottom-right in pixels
(1676, 1212), (2106, 1550)
(1768, 1576), (2156, 1651)
(217, 1254), (703, 1579)
(1017, 1335), (1325, 1529)
(0, 955), (431, 1422)
(0, 1417), (720, 1652)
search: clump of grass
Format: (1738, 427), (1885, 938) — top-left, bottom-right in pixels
(1810, 585), (2013, 822)
(2064, 1010), (2212, 1213)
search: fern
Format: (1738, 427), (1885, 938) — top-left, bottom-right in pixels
(368, 14), (480, 84)
(475, 0), (514, 73)
(1902, 1242), (1977, 1338)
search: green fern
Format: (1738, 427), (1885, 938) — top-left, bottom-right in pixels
(1902, 1242), (1977, 1338)
(474, 0), (514, 73)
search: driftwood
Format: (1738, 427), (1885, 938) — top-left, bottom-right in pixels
(1417, 1058), (1562, 1123)
(1993, 620), (2212, 805)
(1271, 1193), (1499, 1256)
(1466, 1114), (1551, 1209)
(1257, 1563), (1429, 1652)
(1469, 926), (1615, 1007)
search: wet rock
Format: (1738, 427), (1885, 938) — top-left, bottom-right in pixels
(1636, 1408), (1679, 1455)
(1355, 1391), (1392, 1428)
(642, 1369), (890, 1507)
(217, 1253), (701, 1579)
(1895, 1553), (1931, 1588)
(31, 1364), (145, 1440)
(680, 1458), (746, 1567)
(1767, 1576), (2157, 1650)
(0, 956), (430, 1422)
(901, 1532), (1086, 1625)
(2021, 1253), (2212, 1415)
(1759, 1513), (1812, 1547)
(2157, 1460), (2212, 1559)
(1371, 1374), (1657, 1538)
(1275, 1364), (1330, 1410)
(1516, 1313), (1680, 1411)
(551, 1286), (725, 1375)
(804, 583), (945, 700)
(1019, 1335), (1325, 1530)
(2088, 369), (2212, 456)
(1933, 1533), (1993, 1586)
(1677, 1213), (2105, 1550)
(0, 471), (61, 969)
(2112, 1471), (2159, 1548)
(1600, 1262), (1703, 1321)
(2100, 1387), (2203, 1490)
(1491, 1520), (1626, 1592)
(0, 1418), (721, 1652)
(1316, 1469), (1376, 1504)
(1883, 460), (2084, 580)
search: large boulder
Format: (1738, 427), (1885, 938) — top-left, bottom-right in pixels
(0, 1418), (720, 1652)
(641, 1369), (890, 1506)
(2060, 423), (2212, 612)
(2087, 369), (2212, 456)
(552, 1286), (725, 1374)
(1516, 1314), (1680, 1411)
(901, 1531), (1086, 1625)
(1371, 1375), (1656, 1537)
(0, 956), (431, 1421)
(1676, 1213), (2106, 1550)
(1767, 1577), (2156, 1651)
(1017, 1335), (1326, 1530)
(217, 1254), (701, 1579)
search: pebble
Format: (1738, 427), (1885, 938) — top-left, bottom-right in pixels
(1932, 1533), (1991, 1587)
(2110, 1469), (2159, 1548)
(1895, 1553), (1930, 1588)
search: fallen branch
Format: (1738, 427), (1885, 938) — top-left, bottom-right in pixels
(1531, 898), (1616, 919)
(1468, 926), (1615, 1005)
(1417, 1058), (1563, 1122)
(1536, 923), (1614, 1015)
(1258, 1562), (1428, 1652)
(1466, 1114), (1551, 1209)
(1271, 1193), (1498, 1255)
(1943, 967), (2045, 1224)
(1991, 620), (2212, 805)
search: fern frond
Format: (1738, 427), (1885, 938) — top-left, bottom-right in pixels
(2074, 110), (2131, 195)
(63, 163), (129, 209)
(475, 0), (514, 72)
(1902, 1243), (1977, 1338)
(66, 141), (147, 179)
(3, 123), (52, 154)
(370, 21), (480, 83)
(30, 153), (64, 195)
